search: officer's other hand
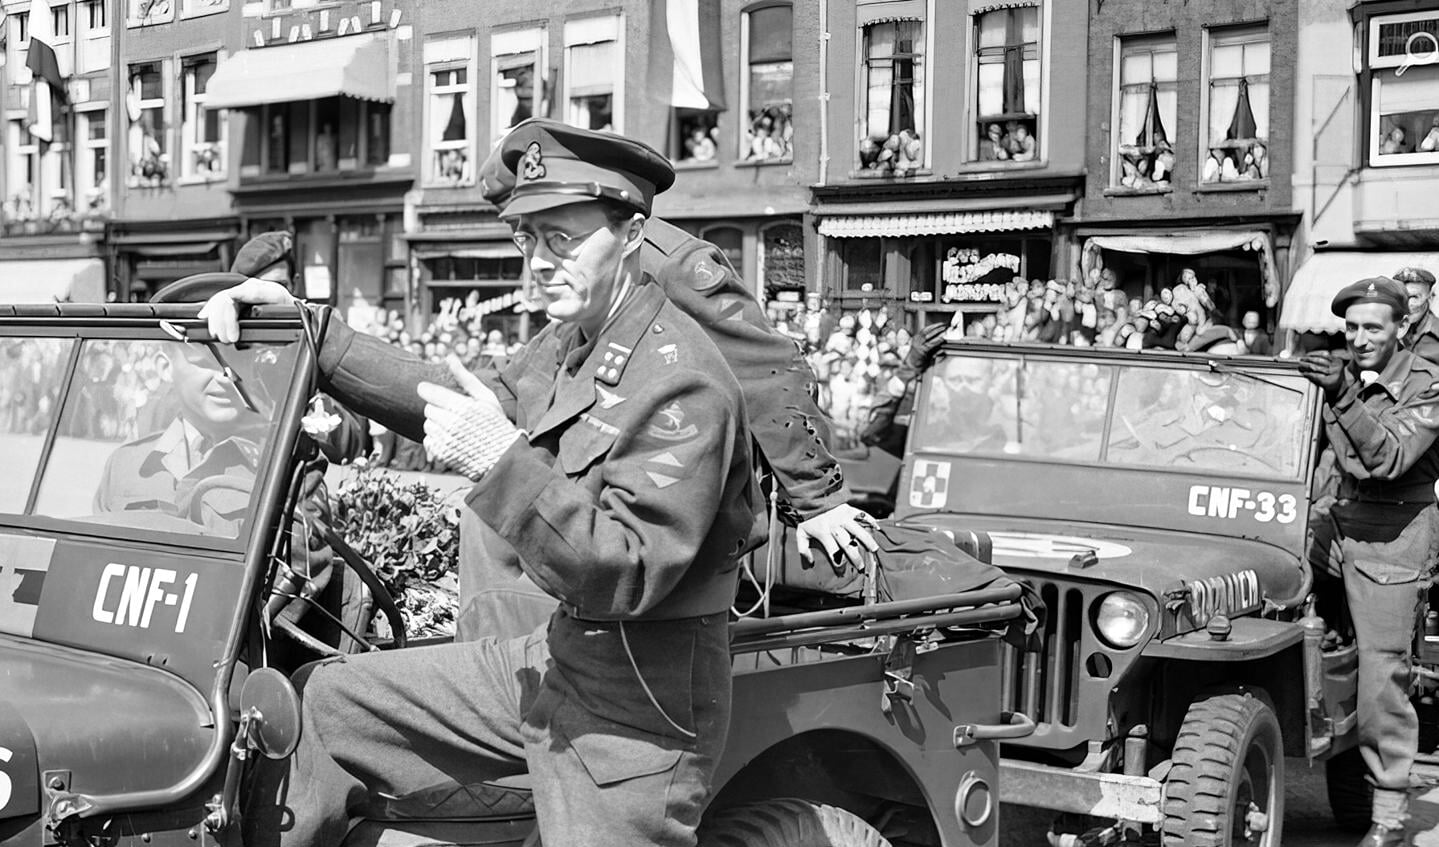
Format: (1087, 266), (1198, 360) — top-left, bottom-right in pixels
(1297, 352), (1346, 401)
(198, 279), (294, 344)
(906, 322), (949, 370)
(795, 503), (880, 575)
(417, 356), (520, 481)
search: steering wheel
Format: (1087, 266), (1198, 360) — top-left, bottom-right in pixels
(186, 474), (255, 528)
(1170, 444), (1285, 474)
(149, 272), (250, 304)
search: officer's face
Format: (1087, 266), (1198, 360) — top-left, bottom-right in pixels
(513, 203), (636, 333)
(165, 345), (248, 436)
(1343, 302), (1408, 371)
(1404, 281), (1433, 323)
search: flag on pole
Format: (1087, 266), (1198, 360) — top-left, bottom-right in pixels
(650, 0), (725, 110)
(25, 0), (67, 144)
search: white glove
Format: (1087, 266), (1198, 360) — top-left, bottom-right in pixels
(418, 356), (522, 481)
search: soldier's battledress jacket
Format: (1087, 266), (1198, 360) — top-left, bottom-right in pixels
(1402, 310), (1439, 367)
(641, 219), (847, 522)
(1321, 349), (1439, 493)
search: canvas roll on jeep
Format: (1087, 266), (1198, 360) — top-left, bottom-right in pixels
(878, 340), (1406, 847)
(0, 295), (1033, 847)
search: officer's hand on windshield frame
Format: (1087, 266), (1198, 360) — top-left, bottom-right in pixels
(908, 322), (950, 372)
(198, 279), (295, 344)
(796, 503), (880, 575)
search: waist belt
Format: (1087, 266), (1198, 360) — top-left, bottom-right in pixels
(566, 564), (740, 622)
(1346, 479), (1438, 504)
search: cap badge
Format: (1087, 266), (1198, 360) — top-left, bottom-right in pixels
(1367, 282), (1377, 294)
(521, 141), (546, 181)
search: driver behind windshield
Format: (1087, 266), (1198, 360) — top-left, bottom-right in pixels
(93, 341), (267, 534)
(1114, 369), (1277, 464)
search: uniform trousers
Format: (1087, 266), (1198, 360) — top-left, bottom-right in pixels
(244, 612), (731, 847)
(1329, 500), (1439, 821)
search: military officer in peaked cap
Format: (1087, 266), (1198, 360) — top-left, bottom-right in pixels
(204, 122), (761, 846)
(459, 119), (878, 643)
(1300, 276), (1439, 847)
(1395, 266), (1439, 365)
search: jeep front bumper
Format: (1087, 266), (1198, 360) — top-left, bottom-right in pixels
(999, 758), (1164, 823)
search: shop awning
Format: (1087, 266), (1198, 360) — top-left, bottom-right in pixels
(1280, 250), (1439, 333)
(204, 34), (393, 109)
(0, 258), (106, 304)
(412, 243), (521, 261)
(818, 210), (1054, 238)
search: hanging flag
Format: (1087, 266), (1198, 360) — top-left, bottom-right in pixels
(1226, 77), (1258, 142)
(25, 0), (67, 144)
(650, 0), (725, 110)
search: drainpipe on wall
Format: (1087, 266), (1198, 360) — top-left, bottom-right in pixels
(815, 1), (831, 298)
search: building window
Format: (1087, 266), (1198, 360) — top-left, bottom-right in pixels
(741, 3), (793, 163)
(761, 222), (805, 294)
(13, 12), (29, 47)
(859, 19), (924, 175)
(1367, 10), (1439, 166)
(1114, 34), (1178, 191)
(492, 28), (544, 145)
(6, 120), (37, 221)
(127, 0), (174, 27)
(128, 62), (168, 186)
(1200, 25), (1269, 184)
(564, 15), (623, 132)
(972, 6), (1041, 164)
(366, 103), (391, 167)
(424, 35), (475, 186)
(181, 55), (225, 180)
(51, 4), (70, 39)
(265, 106), (289, 173)
(181, 0), (229, 18)
(83, 0), (107, 31)
(241, 98), (387, 179)
(78, 109), (108, 213)
(674, 109), (719, 163)
(429, 66), (472, 184)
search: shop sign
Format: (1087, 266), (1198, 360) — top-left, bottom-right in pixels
(940, 248), (1021, 304)
(908, 291), (935, 303)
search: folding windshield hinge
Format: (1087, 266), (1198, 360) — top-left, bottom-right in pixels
(881, 636), (917, 716)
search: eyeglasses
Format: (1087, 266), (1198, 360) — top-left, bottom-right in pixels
(511, 225), (606, 259)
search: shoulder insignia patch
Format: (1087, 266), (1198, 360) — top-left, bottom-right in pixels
(648, 401), (699, 442)
(693, 258), (719, 288)
(658, 343), (679, 365)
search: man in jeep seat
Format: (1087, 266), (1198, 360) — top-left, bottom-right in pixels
(1299, 276), (1439, 847)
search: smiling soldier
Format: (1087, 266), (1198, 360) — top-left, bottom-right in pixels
(1299, 276), (1439, 847)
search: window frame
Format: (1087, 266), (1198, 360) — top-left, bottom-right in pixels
(491, 26), (546, 147)
(180, 0), (230, 20)
(179, 53), (227, 183)
(240, 98), (390, 180)
(856, 17), (926, 175)
(127, 60), (170, 188)
(1198, 22), (1271, 187)
(969, 4), (1044, 166)
(1363, 8), (1439, 168)
(75, 105), (109, 213)
(1109, 32), (1179, 192)
(81, 0), (109, 34)
(127, 0), (175, 27)
(738, 1), (794, 165)
(563, 14), (624, 133)
(7, 119), (39, 220)
(427, 61), (474, 185)
(50, 4), (72, 43)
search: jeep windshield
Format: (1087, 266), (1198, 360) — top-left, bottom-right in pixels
(913, 350), (1310, 481)
(0, 332), (300, 540)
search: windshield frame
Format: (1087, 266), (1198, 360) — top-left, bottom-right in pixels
(0, 322), (309, 554)
(910, 343), (1320, 486)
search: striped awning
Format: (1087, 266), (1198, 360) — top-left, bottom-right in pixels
(204, 33), (393, 109)
(1280, 250), (1439, 333)
(818, 210), (1054, 238)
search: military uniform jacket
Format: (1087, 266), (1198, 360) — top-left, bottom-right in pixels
(317, 281), (761, 621)
(1321, 349), (1439, 499)
(642, 219), (848, 522)
(1403, 311), (1439, 366)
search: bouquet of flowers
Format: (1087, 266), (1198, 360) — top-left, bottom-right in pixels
(331, 459), (461, 638)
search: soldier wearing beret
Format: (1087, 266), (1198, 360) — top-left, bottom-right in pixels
(231, 231), (295, 285)
(1395, 266), (1439, 365)
(204, 122), (760, 846)
(1300, 276), (1439, 847)
(458, 127), (875, 641)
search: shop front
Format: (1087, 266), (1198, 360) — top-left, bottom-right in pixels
(108, 220), (237, 303)
(405, 210), (543, 347)
(0, 234), (108, 304)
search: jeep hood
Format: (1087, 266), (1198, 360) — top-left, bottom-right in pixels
(0, 635), (214, 820)
(901, 514), (1305, 606)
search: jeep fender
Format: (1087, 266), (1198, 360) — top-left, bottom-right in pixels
(1142, 616), (1302, 661)
(0, 698), (41, 819)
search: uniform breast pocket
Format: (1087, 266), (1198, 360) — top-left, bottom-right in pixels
(559, 418), (618, 476)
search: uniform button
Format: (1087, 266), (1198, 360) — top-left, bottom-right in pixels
(614, 355), (626, 366)
(604, 351), (614, 362)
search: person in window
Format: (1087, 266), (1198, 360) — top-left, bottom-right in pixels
(1239, 310), (1273, 356)
(980, 123), (1009, 161)
(684, 126), (716, 162)
(1420, 117), (1439, 153)
(1381, 124), (1412, 155)
(1007, 122), (1036, 161)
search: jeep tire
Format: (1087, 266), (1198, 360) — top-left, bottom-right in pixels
(1324, 745), (1373, 833)
(1162, 691), (1284, 847)
(698, 799), (890, 847)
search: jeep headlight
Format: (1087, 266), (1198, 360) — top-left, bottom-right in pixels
(1095, 591), (1150, 649)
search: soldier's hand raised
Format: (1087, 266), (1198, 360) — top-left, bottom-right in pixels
(1297, 352), (1346, 402)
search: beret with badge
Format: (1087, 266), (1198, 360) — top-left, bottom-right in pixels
(1393, 267), (1438, 289)
(1330, 276), (1408, 318)
(496, 119), (676, 220)
(231, 231), (295, 279)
